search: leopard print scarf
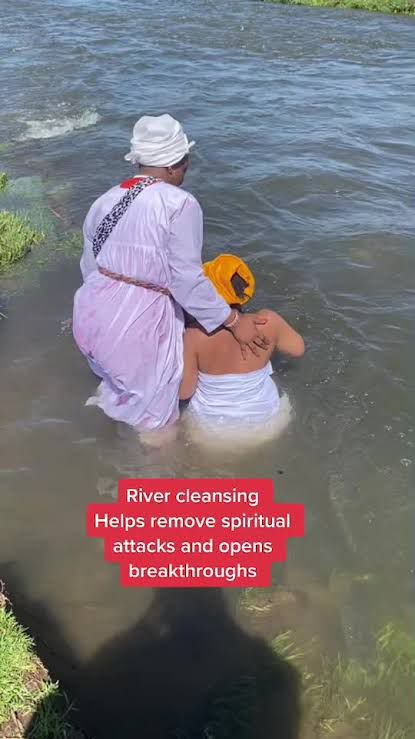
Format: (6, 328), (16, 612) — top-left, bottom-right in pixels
(92, 176), (160, 258)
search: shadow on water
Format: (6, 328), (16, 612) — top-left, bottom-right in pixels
(2, 565), (301, 739)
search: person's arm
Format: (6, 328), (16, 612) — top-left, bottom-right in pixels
(166, 195), (269, 354)
(261, 310), (305, 357)
(166, 196), (231, 333)
(179, 330), (199, 400)
(79, 217), (97, 281)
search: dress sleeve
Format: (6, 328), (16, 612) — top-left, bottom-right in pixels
(79, 215), (97, 281)
(166, 195), (230, 333)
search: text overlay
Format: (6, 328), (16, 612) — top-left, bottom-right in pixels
(86, 479), (304, 587)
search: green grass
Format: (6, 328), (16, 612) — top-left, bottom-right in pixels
(25, 687), (75, 739)
(0, 172), (8, 193)
(0, 174), (81, 280)
(271, 622), (415, 738)
(0, 607), (38, 725)
(239, 587), (274, 612)
(264, 0), (415, 13)
(0, 210), (44, 271)
(0, 598), (74, 737)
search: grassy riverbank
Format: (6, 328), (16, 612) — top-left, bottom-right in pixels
(263, 0), (415, 13)
(0, 589), (79, 738)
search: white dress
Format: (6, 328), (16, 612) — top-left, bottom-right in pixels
(72, 177), (229, 429)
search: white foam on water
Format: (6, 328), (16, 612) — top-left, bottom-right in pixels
(85, 382), (105, 408)
(182, 393), (293, 452)
(18, 109), (101, 141)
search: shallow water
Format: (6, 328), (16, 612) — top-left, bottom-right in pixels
(1, 0), (414, 735)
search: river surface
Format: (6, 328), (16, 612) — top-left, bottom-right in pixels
(0, 0), (414, 736)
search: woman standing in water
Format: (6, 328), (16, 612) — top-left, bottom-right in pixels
(73, 115), (267, 431)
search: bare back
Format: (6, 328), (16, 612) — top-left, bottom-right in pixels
(180, 309), (304, 401)
(195, 309), (304, 372)
(193, 310), (276, 375)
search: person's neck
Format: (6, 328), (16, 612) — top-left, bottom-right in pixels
(137, 166), (169, 183)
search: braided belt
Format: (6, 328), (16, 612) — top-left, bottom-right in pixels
(98, 265), (171, 296)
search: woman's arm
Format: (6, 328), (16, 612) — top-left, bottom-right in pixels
(79, 216), (97, 281)
(166, 195), (269, 354)
(259, 310), (305, 358)
(167, 196), (231, 333)
(179, 330), (199, 401)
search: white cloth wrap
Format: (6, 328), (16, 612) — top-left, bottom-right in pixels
(187, 362), (280, 427)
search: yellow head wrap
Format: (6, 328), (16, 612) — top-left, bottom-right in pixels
(203, 253), (255, 306)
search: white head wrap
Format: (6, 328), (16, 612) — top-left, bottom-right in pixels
(124, 114), (195, 167)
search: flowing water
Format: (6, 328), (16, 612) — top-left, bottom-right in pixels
(0, 0), (414, 735)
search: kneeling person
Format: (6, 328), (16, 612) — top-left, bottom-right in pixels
(180, 254), (304, 439)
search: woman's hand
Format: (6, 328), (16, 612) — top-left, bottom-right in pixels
(226, 312), (269, 358)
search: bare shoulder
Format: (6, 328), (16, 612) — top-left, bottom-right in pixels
(183, 326), (206, 348)
(256, 308), (281, 321)
(256, 308), (305, 358)
(255, 309), (284, 335)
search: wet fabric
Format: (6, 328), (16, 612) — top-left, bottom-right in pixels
(72, 178), (230, 429)
(186, 361), (280, 427)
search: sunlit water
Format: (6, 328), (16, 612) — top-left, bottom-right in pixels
(1, 0), (414, 735)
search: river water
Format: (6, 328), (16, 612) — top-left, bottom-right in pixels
(0, 0), (414, 736)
